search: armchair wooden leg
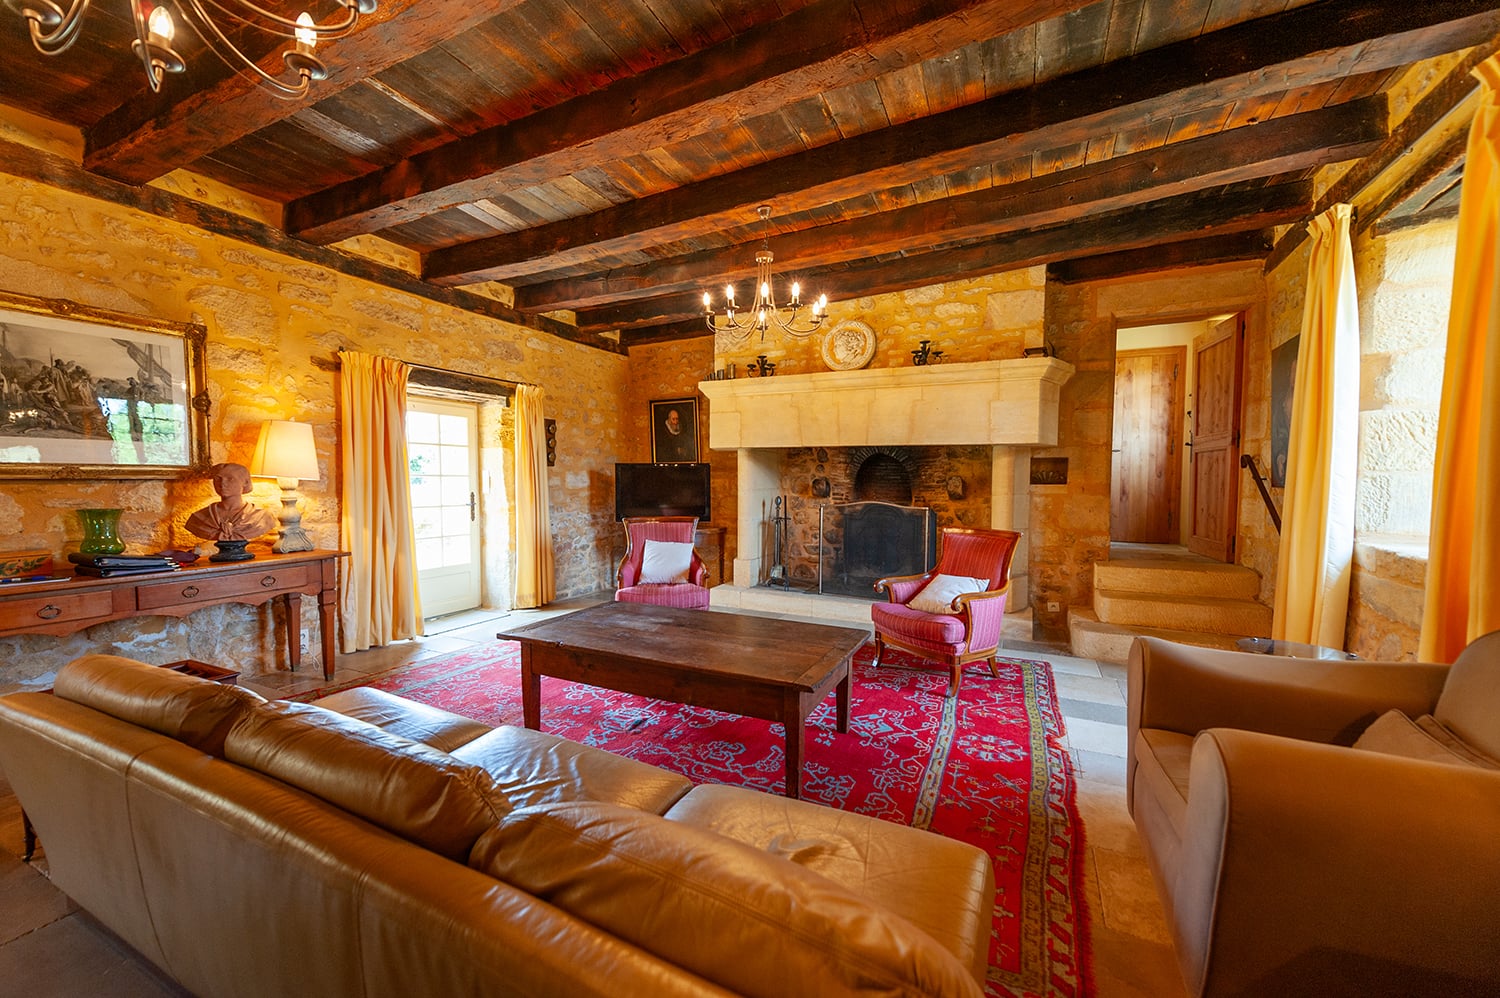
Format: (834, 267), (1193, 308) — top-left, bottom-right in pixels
(872, 633), (885, 668)
(986, 656), (999, 679)
(946, 664), (961, 697)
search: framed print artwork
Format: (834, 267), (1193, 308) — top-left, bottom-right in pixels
(0, 290), (210, 479)
(650, 397), (699, 463)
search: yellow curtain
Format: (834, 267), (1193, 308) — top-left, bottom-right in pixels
(513, 384), (555, 608)
(1420, 56), (1500, 663)
(1272, 203), (1360, 648)
(338, 351), (422, 652)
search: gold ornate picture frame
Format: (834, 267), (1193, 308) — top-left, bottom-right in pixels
(0, 290), (209, 479)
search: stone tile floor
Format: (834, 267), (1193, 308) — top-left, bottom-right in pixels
(0, 596), (1185, 997)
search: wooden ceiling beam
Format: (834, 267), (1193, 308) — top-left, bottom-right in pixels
(81, 1), (515, 186)
(1047, 231), (1276, 284)
(512, 98), (1384, 312)
(1266, 33), (1500, 271)
(424, 0), (1500, 287)
(572, 182), (1315, 331)
(620, 321), (714, 347)
(283, 0), (1106, 244)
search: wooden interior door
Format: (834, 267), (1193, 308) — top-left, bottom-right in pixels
(1111, 347), (1185, 543)
(1189, 315), (1245, 561)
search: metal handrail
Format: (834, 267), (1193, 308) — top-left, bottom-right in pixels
(1240, 454), (1282, 533)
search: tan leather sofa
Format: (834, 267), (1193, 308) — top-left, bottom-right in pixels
(0, 653), (996, 998)
(1126, 632), (1500, 998)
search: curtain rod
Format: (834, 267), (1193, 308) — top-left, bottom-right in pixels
(317, 349), (536, 392)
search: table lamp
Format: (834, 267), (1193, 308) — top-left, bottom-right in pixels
(249, 419), (320, 553)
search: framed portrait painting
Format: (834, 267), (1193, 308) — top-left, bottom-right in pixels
(650, 397), (699, 463)
(1270, 335), (1299, 488)
(0, 290), (210, 479)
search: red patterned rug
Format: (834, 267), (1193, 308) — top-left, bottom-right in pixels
(306, 641), (1093, 997)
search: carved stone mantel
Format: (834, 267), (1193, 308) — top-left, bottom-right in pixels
(698, 357), (1075, 449)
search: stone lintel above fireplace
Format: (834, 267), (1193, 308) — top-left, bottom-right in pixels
(698, 357), (1075, 449)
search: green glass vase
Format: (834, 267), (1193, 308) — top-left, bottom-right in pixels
(77, 508), (125, 555)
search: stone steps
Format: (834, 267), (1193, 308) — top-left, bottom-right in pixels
(1072, 555), (1271, 664)
(1093, 558), (1261, 599)
(1093, 588), (1273, 634)
(1068, 608), (1247, 664)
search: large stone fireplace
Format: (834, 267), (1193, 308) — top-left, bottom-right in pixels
(699, 357), (1075, 617)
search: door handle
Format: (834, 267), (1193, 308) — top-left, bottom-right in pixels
(469, 492), (476, 522)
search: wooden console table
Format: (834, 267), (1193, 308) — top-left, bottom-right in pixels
(0, 549), (346, 679)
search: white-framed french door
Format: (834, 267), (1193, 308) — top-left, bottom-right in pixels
(407, 397), (482, 617)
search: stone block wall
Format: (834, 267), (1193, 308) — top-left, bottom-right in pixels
(714, 266), (1046, 376)
(0, 167), (628, 690)
(619, 336), (738, 582)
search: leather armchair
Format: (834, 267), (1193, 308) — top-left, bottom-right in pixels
(1127, 632), (1500, 997)
(614, 516), (711, 610)
(870, 527), (1021, 696)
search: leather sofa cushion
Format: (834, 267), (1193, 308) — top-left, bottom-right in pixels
(53, 653), (264, 756)
(469, 800), (983, 998)
(664, 782), (994, 984)
(1353, 709), (1500, 769)
(451, 725), (691, 814)
(225, 700), (511, 861)
(312, 686), (493, 753)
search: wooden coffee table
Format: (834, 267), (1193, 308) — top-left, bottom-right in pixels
(498, 602), (869, 799)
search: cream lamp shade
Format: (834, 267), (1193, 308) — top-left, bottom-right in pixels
(250, 419), (320, 553)
(250, 419), (320, 483)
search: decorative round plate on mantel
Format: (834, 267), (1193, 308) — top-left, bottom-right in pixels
(821, 320), (876, 371)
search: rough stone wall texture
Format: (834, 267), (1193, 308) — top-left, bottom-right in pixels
(0, 171), (627, 690)
(620, 336), (738, 583)
(1353, 219), (1453, 536)
(1348, 541), (1429, 661)
(713, 266), (1046, 376)
(1040, 265), (1267, 641)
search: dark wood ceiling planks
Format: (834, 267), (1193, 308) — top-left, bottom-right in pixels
(0, 0), (1493, 347)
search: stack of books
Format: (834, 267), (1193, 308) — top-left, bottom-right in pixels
(69, 553), (182, 578)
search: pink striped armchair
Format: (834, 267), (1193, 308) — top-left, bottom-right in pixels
(871, 527), (1022, 696)
(615, 516), (712, 610)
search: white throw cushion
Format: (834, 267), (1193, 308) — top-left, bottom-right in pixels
(1353, 709), (1500, 769)
(638, 539), (695, 584)
(907, 574), (992, 615)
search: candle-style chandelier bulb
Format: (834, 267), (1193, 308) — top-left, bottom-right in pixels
(7, 0), (376, 98)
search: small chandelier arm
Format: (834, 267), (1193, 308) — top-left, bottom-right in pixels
(704, 205), (827, 340)
(5, 0), (375, 98)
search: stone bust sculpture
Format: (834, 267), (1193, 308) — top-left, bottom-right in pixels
(185, 462), (277, 542)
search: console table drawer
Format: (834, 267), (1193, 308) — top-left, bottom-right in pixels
(0, 591), (118, 629)
(137, 565), (313, 609)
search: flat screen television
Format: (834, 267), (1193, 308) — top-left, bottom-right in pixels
(614, 462), (711, 521)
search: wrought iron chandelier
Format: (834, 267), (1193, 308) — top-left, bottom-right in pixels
(703, 205), (827, 339)
(5, 0), (375, 98)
